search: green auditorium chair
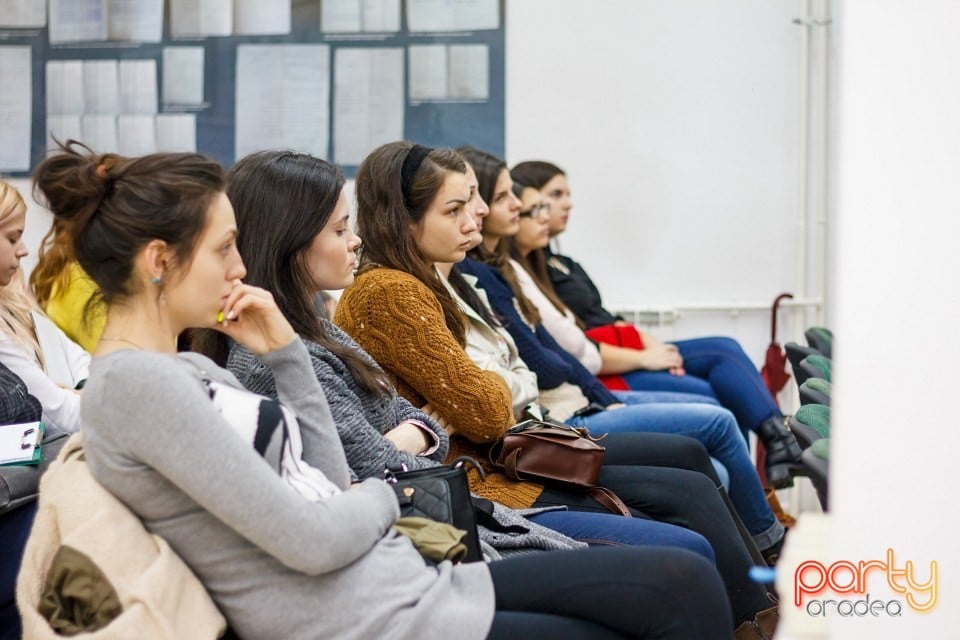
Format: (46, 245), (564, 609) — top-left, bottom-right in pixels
(790, 403), (830, 449)
(800, 438), (829, 511)
(798, 378), (831, 406)
(785, 342), (821, 384)
(797, 354), (832, 386)
(804, 326), (833, 359)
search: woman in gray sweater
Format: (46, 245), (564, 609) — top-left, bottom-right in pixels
(32, 141), (733, 639)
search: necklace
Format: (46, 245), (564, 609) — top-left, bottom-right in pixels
(99, 336), (147, 350)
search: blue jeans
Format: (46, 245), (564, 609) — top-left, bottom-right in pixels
(609, 389), (729, 489)
(620, 336), (781, 432)
(610, 389), (720, 406)
(566, 401), (782, 550)
(526, 509), (715, 562)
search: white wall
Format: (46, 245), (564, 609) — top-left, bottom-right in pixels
(505, 0), (809, 362)
(11, 1), (810, 365)
(826, 0), (960, 636)
(10, 0), (818, 510)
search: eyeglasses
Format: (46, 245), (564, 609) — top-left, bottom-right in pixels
(518, 202), (550, 218)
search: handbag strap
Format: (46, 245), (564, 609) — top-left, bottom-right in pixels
(500, 447), (524, 482)
(450, 456), (486, 481)
(589, 487), (632, 517)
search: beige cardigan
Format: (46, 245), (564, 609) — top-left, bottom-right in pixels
(16, 434), (226, 639)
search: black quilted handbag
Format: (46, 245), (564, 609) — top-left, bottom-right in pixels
(384, 457), (484, 563)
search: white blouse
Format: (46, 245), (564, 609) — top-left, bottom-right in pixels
(0, 312), (90, 433)
(510, 259), (603, 375)
(441, 270), (539, 418)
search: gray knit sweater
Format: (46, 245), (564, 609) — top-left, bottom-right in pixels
(81, 339), (494, 640)
(231, 319), (448, 480)
(228, 319), (586, 554)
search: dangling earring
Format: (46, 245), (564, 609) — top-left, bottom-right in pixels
(152, 274), (166, 304)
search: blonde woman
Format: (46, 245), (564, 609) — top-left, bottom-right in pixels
(0, 181), (88, 433)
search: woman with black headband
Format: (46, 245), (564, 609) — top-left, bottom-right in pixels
(336, 141), (781, 636)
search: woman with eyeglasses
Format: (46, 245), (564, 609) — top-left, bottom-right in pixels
(509, 160), (803, 490)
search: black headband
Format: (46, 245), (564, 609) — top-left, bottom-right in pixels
(400, 144), (433, 209)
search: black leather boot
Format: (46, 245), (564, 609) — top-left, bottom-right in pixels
(758, 415), (803, 489)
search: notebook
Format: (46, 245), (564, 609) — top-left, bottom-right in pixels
(0, 421), (44, 466)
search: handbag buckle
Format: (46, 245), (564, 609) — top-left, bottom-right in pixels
(383, 463), (410, 484)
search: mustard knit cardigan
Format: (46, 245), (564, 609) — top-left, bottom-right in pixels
(336, 267), (544, 508)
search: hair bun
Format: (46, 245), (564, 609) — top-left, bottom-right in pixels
(33, 140), (118, 228)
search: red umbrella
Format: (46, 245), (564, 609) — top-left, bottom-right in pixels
(757, 294), (796, 528)
(760, 293), (794, 396)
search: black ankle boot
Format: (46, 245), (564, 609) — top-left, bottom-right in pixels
(761, 534), (785, 567)
(757, 416), (803, 489)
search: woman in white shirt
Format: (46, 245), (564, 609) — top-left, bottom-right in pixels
(0, 181), (89, 433)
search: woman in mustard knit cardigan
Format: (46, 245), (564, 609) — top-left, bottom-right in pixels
(336, 142), (780, 634)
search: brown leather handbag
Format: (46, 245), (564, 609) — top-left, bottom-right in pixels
(489, 420), (632, 517)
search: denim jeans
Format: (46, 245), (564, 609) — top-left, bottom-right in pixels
(526, 509), (715, 562)
(566, 400), (782, 551)
(610, 389), (729, 489)
(610, 389), (720, 406)
(620, 336), (782, 432)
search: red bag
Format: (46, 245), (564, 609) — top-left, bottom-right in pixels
(585, 324), (646, 391)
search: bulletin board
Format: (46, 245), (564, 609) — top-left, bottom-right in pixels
(0, 0), (505, 177)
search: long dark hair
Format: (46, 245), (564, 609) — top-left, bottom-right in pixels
(354, 141), (471, 345)
(510, 160), (565, 190)
(458, 147), (544, 325)
(510, 162), (571, 318)
(193, 150), (391, 397)
(510, 238), (570, 318)
(33, 140), (224, 308)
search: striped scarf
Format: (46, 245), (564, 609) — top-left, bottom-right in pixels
(203, 379), (341, 501)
